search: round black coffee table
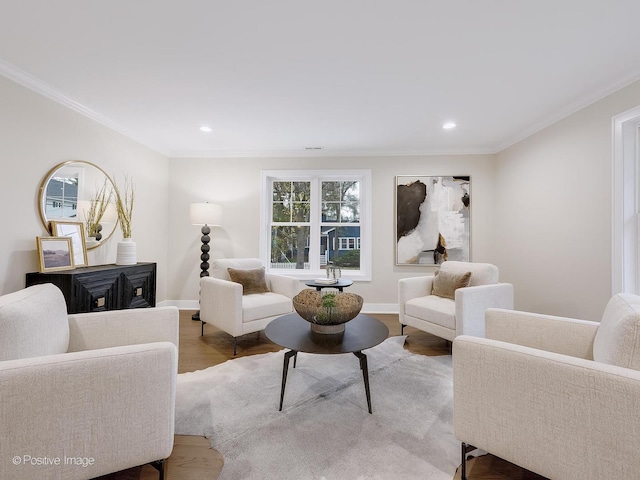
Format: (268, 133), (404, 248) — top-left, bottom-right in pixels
(304, 279), (353, 292)
(264, 313), (389, 414)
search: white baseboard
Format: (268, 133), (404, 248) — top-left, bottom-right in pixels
(361, 303), (399, 314)
(161, 300), (399, 314)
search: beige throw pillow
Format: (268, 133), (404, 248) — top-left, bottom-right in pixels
(431, 269), (472, 299)
(227, 267), (270, 295)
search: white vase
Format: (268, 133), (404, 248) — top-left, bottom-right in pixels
(116, 238), (137, 265)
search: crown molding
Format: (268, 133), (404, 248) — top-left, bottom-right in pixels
(0, 58), (168, 156)
(494, 69), (640, 153)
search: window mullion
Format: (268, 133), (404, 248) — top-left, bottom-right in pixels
(308, 178), (320, 271)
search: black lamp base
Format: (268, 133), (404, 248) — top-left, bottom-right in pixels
(193, 224), (212, 321)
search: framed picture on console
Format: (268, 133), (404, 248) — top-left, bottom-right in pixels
(36, 236), (75, 272)
(51, 221), (88, 267)
(395, 175), (471, 265)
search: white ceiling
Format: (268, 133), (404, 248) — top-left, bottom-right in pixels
(1, 1), (640, 158)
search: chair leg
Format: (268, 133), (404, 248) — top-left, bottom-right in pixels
(460, 442), (476, 480)
(233, 336), (237, 356)
(401, 323), (405, 335)
(201, 320), (206, 336)
(150, 459), (165, 480)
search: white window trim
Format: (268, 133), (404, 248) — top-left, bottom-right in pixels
(260, 169), (372, 281)
(612, 105), (640, 295)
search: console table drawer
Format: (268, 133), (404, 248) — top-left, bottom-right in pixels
(26, 263), (156, 314)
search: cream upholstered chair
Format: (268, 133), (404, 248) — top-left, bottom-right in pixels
(199, 258), (300, 355)
(398, 261), (514, 341)
(453, 294), (640, 480)
(0, 283), (178, 480)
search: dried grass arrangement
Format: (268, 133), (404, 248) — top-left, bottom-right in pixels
(293, 289), (363, 326)
(113, 176), (135, 238)
(85, 178), (113, 237)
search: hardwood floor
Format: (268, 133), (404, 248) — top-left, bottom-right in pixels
(107, 310), (541, 480)
(179, 311), (451, 374)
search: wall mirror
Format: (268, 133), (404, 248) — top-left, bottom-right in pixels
(38, 160), (118, 250)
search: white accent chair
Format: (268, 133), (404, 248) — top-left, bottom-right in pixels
(0, 283), (178, 480)
(398, 261), (514, 341)
(199, 258), (300, 355)
(453, 294), (640, 480)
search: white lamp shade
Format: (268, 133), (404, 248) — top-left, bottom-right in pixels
(190, 202), (222, 226)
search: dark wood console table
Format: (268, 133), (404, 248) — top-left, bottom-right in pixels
(26, 262), (156, 314)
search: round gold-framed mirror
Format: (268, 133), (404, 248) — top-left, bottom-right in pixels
(38, 160), (118, 250)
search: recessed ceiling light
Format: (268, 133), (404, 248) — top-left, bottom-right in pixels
(442, 122), (456, 130)
(199, 125), (212, 133)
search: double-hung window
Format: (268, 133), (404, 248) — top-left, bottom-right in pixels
(260, 169), (371, 280)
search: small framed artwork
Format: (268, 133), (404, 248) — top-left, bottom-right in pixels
(51, 221), (88, 267)
(36, 236), (75, 272)
(396, 175), (471, 265)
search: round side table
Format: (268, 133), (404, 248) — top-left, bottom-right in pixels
(304, 279), (353, 292)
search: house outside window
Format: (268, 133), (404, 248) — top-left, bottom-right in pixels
(260, 170), (371, 280)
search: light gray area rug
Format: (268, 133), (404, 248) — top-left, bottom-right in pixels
(175, 336), (458, 480)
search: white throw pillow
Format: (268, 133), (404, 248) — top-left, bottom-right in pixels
(593, 293), (640, 370)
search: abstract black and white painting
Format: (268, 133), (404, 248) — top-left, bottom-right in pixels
(396, 175), (470, 265)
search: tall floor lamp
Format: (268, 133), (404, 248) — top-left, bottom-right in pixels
(190, 202), (223, 321)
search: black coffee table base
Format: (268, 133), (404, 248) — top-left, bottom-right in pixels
(278, 349), (373, 414)
(265, 313), (388, 415)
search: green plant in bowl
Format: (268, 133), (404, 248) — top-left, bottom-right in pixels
(316, 293), (337, 323)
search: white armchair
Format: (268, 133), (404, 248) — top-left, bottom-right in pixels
(453, 294), (640, 480)
(398, 261), (514, 341)
(199, 258), (300, 355)
(0, 283), (178, 480)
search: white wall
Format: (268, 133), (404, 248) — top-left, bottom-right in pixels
(0, 76), (171, 300)
(167, 154), (497, 310)
(494, 79), (640, 320)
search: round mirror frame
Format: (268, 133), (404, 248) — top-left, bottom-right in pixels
(38, 160), (118, 250)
